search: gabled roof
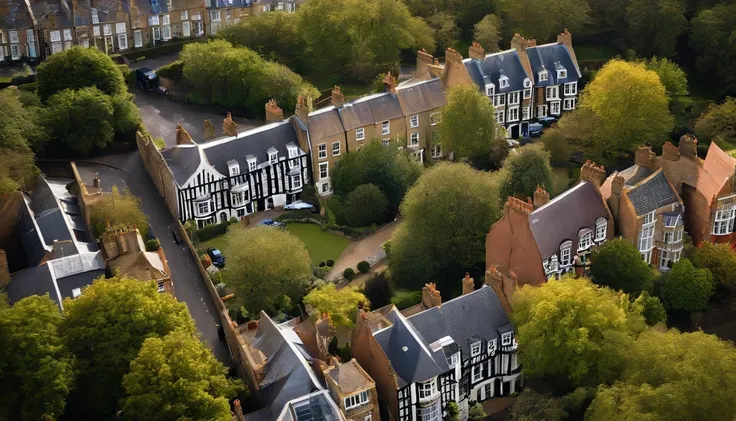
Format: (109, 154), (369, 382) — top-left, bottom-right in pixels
(697, 142), (736, 204)
(161, 144), (201, 186)
(326, 359), (374, 396)
(528, 181), (609, 260)
(527, 43), (581, 87)
(464, 49), (530, 94)
(626, 169), (680, 216)
(338, 92), (403, 131)
(396, 78), (445, 116)
(307, 106), (345, 142)
(0, 0), (37, 29)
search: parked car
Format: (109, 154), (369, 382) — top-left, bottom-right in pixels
(136, 67), (160, 92)
(207, 248), (226, 268)
(537, 116), (557, 127)
(284, 201), (315, 211)
(256, 219), (285, 229)
(529, 123), (544, 137)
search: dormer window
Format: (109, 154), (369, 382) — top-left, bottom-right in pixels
(485, 83), (495, 96)
(578, 229), (593, 251)
(560, 241), (572, 266)
(470, 341), (481, 357)
(595, 217), (607, 242)
(523, 79), (532, 99)
(269, 151), (278, 164)
(539, 69), (548, 82)
(499, 76), (509, 89)
(287, 146), (298, 159)
(228, 162), (240, 176)
(247, 158), (257, 172)
(487, 339), (496, 355)
(557, 68), (567, 79)
(501, 332), (512, 346)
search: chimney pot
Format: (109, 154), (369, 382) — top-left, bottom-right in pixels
(678, 133), (698, 158)
(635, 145), (656, 168)
(469, 41), (485, 60)
(422, 282), (442, 309)
(331, 85), (345, 107)
(580, 160), (606, 188)
(382, 72), (397, 95)
(533, 185), (551, 208)
(462, 272), (475, 295)
(265, 99), (284, 122)
(223, 112), (239, 137)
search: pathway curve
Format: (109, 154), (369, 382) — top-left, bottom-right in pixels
(326, 220), (399, 282)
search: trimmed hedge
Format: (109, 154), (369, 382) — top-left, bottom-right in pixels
(343, 268), (355, 281)
(196, 220), (231, 241)
(357, 261), (370, 273)
(121, 39), (196, 61)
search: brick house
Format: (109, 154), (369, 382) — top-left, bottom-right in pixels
(601, 149), (685, 270)
(396, 77), (445, 161)
(205, 0), (252, 35)
(129, 0), (205, 49)
(71, 0), (131, 53)
(485, 161), (613, 290)
(324, 359), (381, 421)
(0, 0), (40, 60)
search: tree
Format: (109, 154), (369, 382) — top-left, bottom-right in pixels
(541, 128), (572, 164)
(303, 284), (368, 327)
(661, 259), (714, 312)
(42, 87), (114, 157)
(626, 0), (686, 58)
(692, 242), (736, 291)
(644, 57), (688, 96)
(36, 47), (126, 102)
(468, 402), (487, 421)
(694, 98), (736, 145)
(89, 185), (149, 239)
(446, 401), (460, 421)
(0, 87), (44, 194)
(427, 12), (460, 53)
(590, 238), (655, 295)
(363, 271), (393, 309)
(389, 163), (501, 291)
(633, 292), (667, 326)
(111, 94), (142, 140)
(690, 4), (736, 95)
(499, 144), (553, 200)
(121, 329), (237, 421)
(511, 276), (646, 390)
(473, 14), (501, 53)
(224, 225), (312, 314)
(331, 141), (423, 209)
(509, 389), (566, 421)
(576, 60), (673, 163)
(439, 85), (508, 169)
(0, 296), (74, 421)
(587, 329), (736, 421)
(501, 0), (590, 42)
(61, 277), (196, 419)
(344, 183), (389, 227)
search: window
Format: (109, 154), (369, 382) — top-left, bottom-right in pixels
(578, 229), (593, 251)
(117, 34), (128, 49)
(495, 110), (504, 124)
(182, 21), (191, 37)
(546, 254), (559, 273)
(522, 106), (530, 121)
(410, 132), (420, 146)
(364, 415), (372, 421)
(10, 44), (19, 59)
(493, 94), (505, 107)
(197, 200), (210, 214)
(51, 41), (62, 54)
(501, 333), (512, 346)
(507, 107), (519, 122)
(93, 26), (100, 37)
(210, 10), (221, 21)
(550, 101), (561, 115)
(152, 25), (161, 40)
(115, 22), (126, 34)
(485, 84), (495, 96)
(472, 364), (483, 382)
(537, 105), (548, 118)
(564, 82), (577, 96)
(639, 211), (656, 263)
(149, 15), (160, 26)
(344, 390), (369, 410)
(133, 30), (142, 47)
(237, 208), (245, 217)
(248, 159), (257, 172)
(192, 11), (202, 20)
(418, 378), (437, 400)
(595, 218), (607, 241)
(162, 14), (170, 25)
(546, 86), (559, 100)
(713, 204), (736, 235)
(180, 10), (188, 20)
(193, 20), (203, 36)
(229, 163), (240, 176)
(410, 114), (419, 128)
(356, 128), (365, 141)
(232, 191), (245, 207)
(560, 241), (572, 266)
(291, 174), (302, 189)
(420, 400), (441, 421)
(430, 112), (441, 125)
(508, 92), (520, 105)
(269, 152), (278, 164)
(102, 24), (111, 36)
(162, 24), (171, 40)
(431, 143), (441, 158)
(557, 69), (567, 79)
(63, 29), (72, 40)
(317, 144), (327, 159)
(375, 121), (388, 137)
(382, 138), (390, 147)
(539, 70), (548, 82)
(659, 249), (681, 270)
(449, 353), (459, 366)
(471, 341), (481, 356)
(319, 162), (328, 179)
(332, 141), (340, 156)
(50, 30), (61, 42)
(499, 76), (509, 89)
(91, 8), (99, 24)
(488, 339), (496, 355)
(563, 98), (576, 110)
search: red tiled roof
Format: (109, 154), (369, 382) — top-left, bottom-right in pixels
(697, 142), (736, 204)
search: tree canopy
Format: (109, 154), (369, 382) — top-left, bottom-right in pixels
(694, 98), (736, 146)
(692, 242), (736, 291)
(303, 284), (368, 327)
(473, 15), (501, 53)
(541, 128), (573, 164)
(501, 0), (590, 42)
(499, 144), (553, 200)
(633, 292), (668, 326)
(224, 225), (312, 314)
(121, 329), (237, 421)
(344, 183), (389, 227)
(89, 185), (149, 239)
(644, 57), (688, 96)
(626, 0), (687, 58)
(590, 238), (655, 296)
(661, 258), (714, 312)
(0, 87), (44, 195)
(690, 3), (736, 95)
(362, 271), (393, 309)
(0, 295), (74, 421)
(438, 84), (508, 169)
(388, 163), (501, 292)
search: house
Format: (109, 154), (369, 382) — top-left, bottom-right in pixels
(396, 77), (446, 161)
(128, 0), (204, 49)
(252, 0), (295, 14)
(297, 96), (345, 196)
(160, 111), (310, 226)
(31, 0), (75, 56)
(601, 147), (685, 269)
(205, 0), (252, 35)
(100, 227), (174, 294)
(485, 161), (613, 297)
(526, 29), (580, 121)
(351, 280), (520, 421)
(324, 359), (381, 421)
(73, 0), (132, 53)
(0, 0), (40, 60)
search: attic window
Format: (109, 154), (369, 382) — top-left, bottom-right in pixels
(269, 151), (278, 164)
(560, 241), (572, 266)
(557, 69), (567, 79)
(485, 83), (495, 96)
(501, 333), (512, 346)
(248, 158), (257, 172)
(228, 162), (240, 176)
(539, 70), (548, 82)
(499, 76), (509, 89)
(488, 339), (496, 355)
(470, 341), (481, 357)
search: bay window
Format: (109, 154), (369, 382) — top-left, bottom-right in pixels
(713, 203), (736, 235)
(291, 174), (302, 189)
(344, 390), (368, 410)
(418, 378), (437, 400)
(639, 211), (656, 263)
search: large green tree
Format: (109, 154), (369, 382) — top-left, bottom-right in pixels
(388, 163), (501, 291)
(331, 141), (423, 209)
(499, 143), (553, 200)
(501, 0), (590, 42)
(121, 329), (237, 421)
(509, 389), (567, 421)
(344, 183), (389, 227)
(692, 242), (736, 291)
(224, 225), (312, 314)
(473, 14), (501, 53)
(541, 128), (573, 164)
(694, 98), (736, 145)
(661, 259), (714, 312)
(89, 186), (149, 239)
(438, 84), (508, 169)
(0, 296), (74, 421)
(427, 12), (460, 53)
(0, 87), (44, 194)
(626, 0), (686, 58)
(644, 57), (688, 96)
(511, 276), (646, 390)
(61, 277), (196, 419)
(36, 47), (127, 102)
(690, 4), (736, 95)
(590, 238), (655, 295)
(303, 284), (368, 327)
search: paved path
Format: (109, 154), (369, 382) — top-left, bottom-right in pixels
(326, 220), (399, 282)
(76, 152), (233, 366)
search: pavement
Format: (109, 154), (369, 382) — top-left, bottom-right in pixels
(326, 220), (398, 282)
(75, 153), (233, 366)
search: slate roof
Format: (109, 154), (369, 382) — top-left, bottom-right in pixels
(337, 93), (402, 131)
(7, 259), (105, 309)
(0, 0), (36, 29)
(373, 307), (448, 387)
(208, 0), (250, 8)
(93, 0), (131, 22)
(464, 50), (530, 94)
(396, 78), (445, 116)
(326, 360), (374, 395)
(31, 0), (74, 27)
(131, 0), (169, 16)
(626, 169), (680, 216)
(161, 144), (201, 186)
(528, 181), (609, 260)
(527, 43), (581, 87)
(408, 286), (512, 358)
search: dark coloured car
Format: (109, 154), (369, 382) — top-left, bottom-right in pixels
(256, 219), (285, 229)
(537, 116), (557, 127)
(529, 123), (544, 137)
(136, 67), (159, 92)
(207, 247), (226, 268)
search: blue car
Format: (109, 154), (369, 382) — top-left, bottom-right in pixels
(537, 116), (557, 127)
(256, 219), (285, 229)
(529, 123), (544, 137)
(207, 248), (226, 268)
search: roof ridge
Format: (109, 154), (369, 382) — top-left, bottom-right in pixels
(200, 120), (291, 149)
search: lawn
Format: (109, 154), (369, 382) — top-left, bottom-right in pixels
(305, 72), (374, 99)
(286, 222), (351, 264)
(391, 288), (422, 310)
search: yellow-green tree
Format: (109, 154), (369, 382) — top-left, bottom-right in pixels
(89, 185), (149, 239)
(303, 284), (368, 327)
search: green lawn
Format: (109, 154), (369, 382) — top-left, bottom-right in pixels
(391, 288), (422, 310)
(305, 72), (374, 99)
(286, 222), (351, 264)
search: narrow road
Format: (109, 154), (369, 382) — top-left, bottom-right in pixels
(76, 152), (232, 365)
(326, 220), (398, 282)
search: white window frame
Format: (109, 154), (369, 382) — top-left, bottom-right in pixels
(162, 24), (171, 40)
(191, 11), (202, 20)
(410, 132), (420, 146)
(51, 42), (62, 54)
(117, 33), (128, 50)
(420, 400), (441, 421)
(564, 82), (578, 96)
(291, 174), (302, 189)
(162, 14), (170, 25)
(197, 200), (211, 215)
(344, 390), (369, 410)
(91, 8), (99, 24)
(180, 10), (189, 20)
(8, 30), (18, 44)
(232, 191), (245, 207)
(471, 364), (483, 382)
(537, 105), (548, 118)
(103, 24), (112, 36)
(10, 44), (20, 59)
(430, 112), (441, 125)
(595, 218), (607, 241)
(560, 241), (572, 266)
(578, 230), (593, 251)
(546, 86), (559, 100)
(713, 203), (736, 235)
(495, 110), (504, 124)
(507, 106), (519, 122)
(493, 94), (505, 107)
(229, 163), (240, 176)
(487, 339), (496, 355)
(485, 83), (495, 96)
(182, 21), (191, 37)
(418, 378), (437, 400)
(639, 211), (656, 263)
(332, 141), (340, 156)
(550, 101), (561, 115)
(557, 69), (567, 79)
(522, 106), (530, 121)
(381, 138), (390, 147)
(269, 151), (278, 164)
(563, 98), (576, 110)
(523, 79), (532, 99)
(410, 114), (419, 128)
(93, 26), (100, 37)
(248, 159), (257, 172)
(659, 248), (682, 270)
(499, 76), (509, 89)
(501, 332), (512, 346)
(355, 128), (365, 141)
(431, 143), (441, 158)
(546, 254), (559, 273)
(63, 28), (72, 40)
(381, 121), (390, 135)
(133, 30), (143, 47)
(149, 15), (160, 25)
(319, 162), (328, 179)
(115, 22), (126, 34)
(508, 91), (520, 105)
(470, 341), (481, 357)
(539, 70), (548, 82)
(50, 30), (61, 42)
(364, 414), (372, 421)
(210, 10), (221, 21)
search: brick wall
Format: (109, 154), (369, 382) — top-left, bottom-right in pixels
(136, 131), (179, 218)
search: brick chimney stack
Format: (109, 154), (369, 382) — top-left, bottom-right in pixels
(556, 28), (577, 65)
(331, 85), (345, 107)
(662, 141), (681, 161)
(533, 185), (550, 208)
(679, 133), (698, 158)
(0, 249), (10, 287)
(510, 33), (534, 80)
(608, 174), (625, 221)
(635, 145), (656, 169)
(580, 160), (606, 188)
(421, 282), (442, 309)
(265, 99), (284, 122)
(504, 196), (534, 217)
(462, 272), (475, 295)
(468, 41), (485, 60)
(416, 49), (434, 80)
(442, 48), (473, 87)
(233, 399), (245, 421)
(175, 123), (194, 145)
(203, 119), (216, 140)
(223, 112), (239, 137)
(295, 95), (312, 126)
(382, 72), (397, 95)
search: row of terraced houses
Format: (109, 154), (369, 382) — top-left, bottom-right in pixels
(0, 0), (295, 60)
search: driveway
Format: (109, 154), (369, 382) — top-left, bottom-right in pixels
(129, 53), (181, 71)
(75, 153), (233, 366)
(326, 220), (399, 282)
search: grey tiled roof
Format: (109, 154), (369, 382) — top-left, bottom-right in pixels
(465, 50), (530, 94)
(339, 93), (403, 131)
(0, 0), (36, 29)
(161, 145), (201, 186)
(408, 286), (512, 359)
(528, 181), (610, 260)
(31, 0), (74, 27)
(627, 170), (679, 216)
(396, 78), (445, 116)
(7, 263), (105, 309)
(527, 43), (581, 87)
(208, 0), (250, 8)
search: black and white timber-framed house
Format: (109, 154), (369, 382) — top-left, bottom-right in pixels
(351, 284), (521, 421)
(161, 117), (309, 227)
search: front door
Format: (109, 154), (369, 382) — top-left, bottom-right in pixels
(104, 36), (114, 54)
(266, 197), (274, 210)
(219, 212), (227, 223)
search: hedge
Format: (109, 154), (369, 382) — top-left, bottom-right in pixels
(195, 220), (231, 241)
(120, 39), (198, 61)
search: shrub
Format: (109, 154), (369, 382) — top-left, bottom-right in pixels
(344, 184), (389, 227)
(196, 221), (230, 241)
(277, 209), (310, 221)
(339, 343), (352, 362)
(155, 59), (184, 81)
(206, 264), (222, 284)
(343, 268), (355, 281)
(327, 196), (347, 226)
(319, 261), (326, 268)
(200, 254), (212, 268)
(357, 261), (370, 273)
(662, 259), (714, 312)
(229, 216), (238, 224)
(144, 239), (160, 251)
(363, 272), (393, 308)
(326, 259), (334, 267)
(215, 283), (227, 297)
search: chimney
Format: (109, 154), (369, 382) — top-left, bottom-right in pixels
(580, 160), (606, 188)
(468, 41), (485, 60)
(510, 33), (534, 81)
(556, 28), (577, 65)
(608, 174), (624, 221)
(662, 141), (681, 161)
(234, 399), (245, 421)
(533, 185), (550, 208)
(416, 49), (434, 80)
(504, 196), (534, 218)
(382, 72), (397, 95)
(331, 85), (344, 107)
(223, 112), (239, 137)
(462, 272), (475, 295)
(421, 282), (442, 309)
(635, 145), (655, 169)
(265, 99), (284, 122)
(175, 123), (194, 145)
(93, 172), (101, 189)
(678, 133), (698, 158)
(295, 95), (311, 126)
(0, 249), (10, 288)
(203, 119), (216, 141)
(442, 48), (473, 87)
